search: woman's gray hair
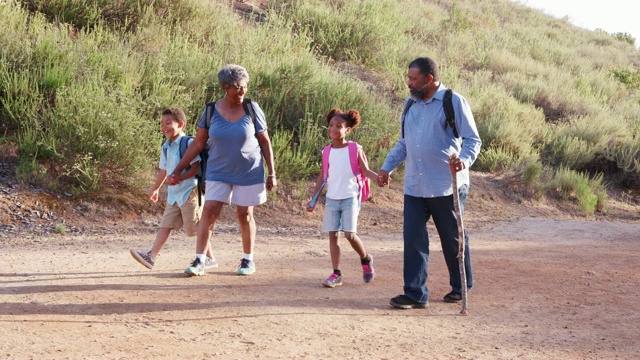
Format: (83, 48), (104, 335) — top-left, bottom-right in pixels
(218, 64), (250, 88)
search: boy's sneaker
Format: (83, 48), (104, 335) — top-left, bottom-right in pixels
(237, 258), (255, 276)
(204, 256), (219, 270)
(323, 273), (343, 288)
(389, 294), (428, 309)
(130, 249), (154, 269)
(362, 257), (375, 283)
(184, 258), (205, 276)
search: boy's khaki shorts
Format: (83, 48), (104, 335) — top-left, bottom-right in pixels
(159, 188), (202, 236)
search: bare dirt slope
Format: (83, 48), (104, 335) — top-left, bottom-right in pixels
(1, 173), (640, 359)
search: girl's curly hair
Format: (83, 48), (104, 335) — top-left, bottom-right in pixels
(325, 108), (361, 128)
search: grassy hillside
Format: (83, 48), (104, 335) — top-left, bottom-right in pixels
(1, 0), (639, 214)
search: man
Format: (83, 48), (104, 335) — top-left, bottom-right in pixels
(378, 57), (481, 309)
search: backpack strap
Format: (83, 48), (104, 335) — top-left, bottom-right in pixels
(400, 99), (416, 139)
(162, 137), (190, 173)
(179, 136), (190, 159)
(242, 98), (258, 135)
(322, 142), (370, 202)
(323, 142), (365, 180)
(178, 135), (203, 206)
(205, 99), (258, 133)
(401, 89), (459, 139)
(180, 136), (193, 172)
(443, 89), (459, 138)
(347, 141), (362, 177)
(321, 144), (332, 182)
(205, 101), (216, 130)
(347, 141), (370, 202)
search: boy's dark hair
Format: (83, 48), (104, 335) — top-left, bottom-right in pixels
(408, 57), (440, 81)
(325, 108), (361, 128)
(162, 108), (187, 126)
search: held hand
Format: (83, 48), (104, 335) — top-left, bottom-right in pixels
(167, 174), (180, 186)
(377, 170), (390, 187)
(266, 175), (277, 192)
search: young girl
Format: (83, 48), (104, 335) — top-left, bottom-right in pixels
(306, 108), (378, 288)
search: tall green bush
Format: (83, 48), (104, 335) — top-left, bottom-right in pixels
(548, 167), (607, 215)
(1, 0), (639, 202)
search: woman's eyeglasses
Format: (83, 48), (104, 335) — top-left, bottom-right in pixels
(229, 83), (247, 92)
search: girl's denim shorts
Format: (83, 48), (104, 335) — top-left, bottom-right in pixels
(322, 196), (360, 233)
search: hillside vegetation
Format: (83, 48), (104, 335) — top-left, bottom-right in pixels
(1, 0), (639, 215)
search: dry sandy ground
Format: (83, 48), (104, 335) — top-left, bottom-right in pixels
(2, 218), (640, 359)
(1, 174), (640, 359)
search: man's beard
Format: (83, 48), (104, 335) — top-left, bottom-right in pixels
(410, 86), (426, 99)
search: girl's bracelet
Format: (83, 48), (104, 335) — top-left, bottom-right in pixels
(268, 175), (276, 178)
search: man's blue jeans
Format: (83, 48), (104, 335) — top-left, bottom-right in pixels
(402, 185), (473, 303)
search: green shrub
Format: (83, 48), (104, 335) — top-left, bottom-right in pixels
(2, 0), (640, 197)
(611, 67), (640, 89)
(611, 32), (636, 47)
(269, 0), (410, 70)
(589, 173), (608, 214)
(520, 157), (544, 200)
(543, 133), (595, 169)
(469, 82), (544, 168)
(602, 140), (640, 187)
(270, 129), (318, 182)
(63, 153), (101, 192)
(550, 167), (583, 200)
(548, 167), (607, 215)
(16, 158), (47, 184)
(54, 224), (66, 234)
(577, 184), (598, 215)
(475, 145), (519, 172)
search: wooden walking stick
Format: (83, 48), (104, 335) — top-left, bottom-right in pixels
(449, 153), (468, 315)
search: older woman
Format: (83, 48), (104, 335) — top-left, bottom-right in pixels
(168, 64), (276, 276)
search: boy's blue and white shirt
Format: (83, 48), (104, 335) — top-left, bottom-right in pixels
(159, 132), (201, 207)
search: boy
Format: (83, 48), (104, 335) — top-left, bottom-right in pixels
(130, 108), (217, 270)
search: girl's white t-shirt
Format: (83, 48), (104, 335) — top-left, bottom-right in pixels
(325, 147), (359, 200)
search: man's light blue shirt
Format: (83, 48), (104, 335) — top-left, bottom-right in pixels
(381, 84), (482, 198)
(159, 133), (201, 207)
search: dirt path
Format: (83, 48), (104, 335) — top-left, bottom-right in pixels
(2, 216), (639, 359)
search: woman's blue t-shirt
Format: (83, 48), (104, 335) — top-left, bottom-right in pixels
(197, 101), (267, 186)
